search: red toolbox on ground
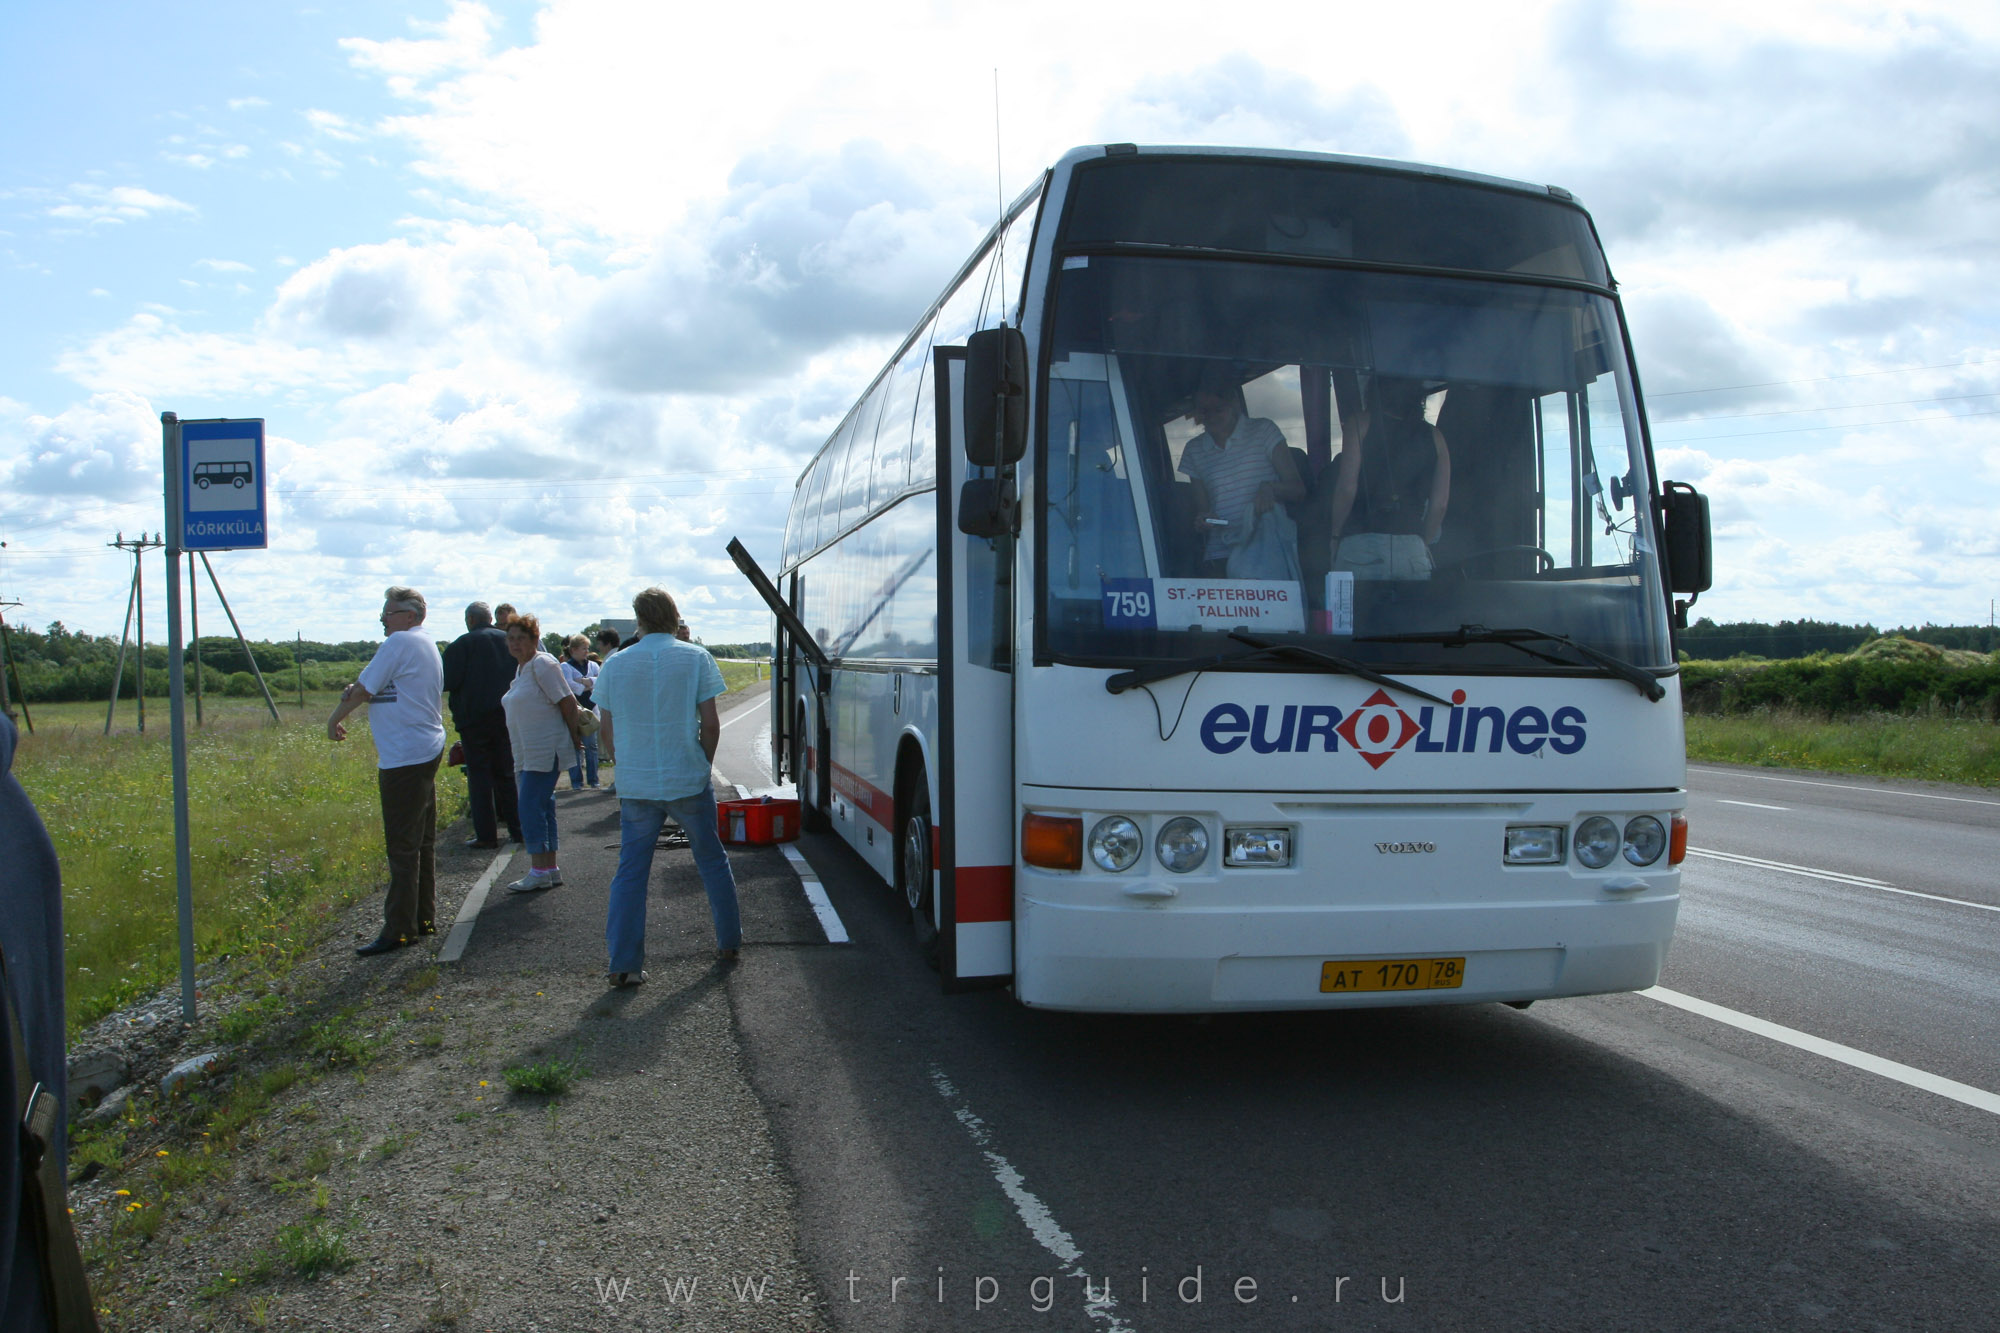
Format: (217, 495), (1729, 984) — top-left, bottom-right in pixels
(716, 795), (801, 845)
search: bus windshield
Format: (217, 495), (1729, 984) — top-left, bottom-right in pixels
(1037, 255), (1673, 676)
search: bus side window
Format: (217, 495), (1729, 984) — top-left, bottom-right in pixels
(873, 317), (935, 505)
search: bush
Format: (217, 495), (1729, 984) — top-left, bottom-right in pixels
(1682, 637), (2000, 720)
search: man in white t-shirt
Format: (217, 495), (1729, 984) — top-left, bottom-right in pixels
(327, 585), (447, 955)
(1178, 372), (1306, 576)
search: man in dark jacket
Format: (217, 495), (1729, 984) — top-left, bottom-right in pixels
(2, 713), (98, 1329)
(441, 601), (521, 848)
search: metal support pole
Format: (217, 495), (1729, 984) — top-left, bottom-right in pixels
(163, 412), (198, 1023)
(199, 553), (280, 723)
(105, 548), (139, 735)
(135, 537), (147, 733)
(190, 553), (204, 727)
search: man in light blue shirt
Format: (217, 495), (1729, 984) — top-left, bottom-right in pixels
(593, 587), (741, 984)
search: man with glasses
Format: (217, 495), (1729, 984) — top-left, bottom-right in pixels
(327, 586), (447, 955)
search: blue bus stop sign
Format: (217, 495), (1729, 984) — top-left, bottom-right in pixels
(178, 418), (267, 551)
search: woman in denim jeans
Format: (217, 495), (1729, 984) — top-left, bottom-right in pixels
(559, 635), (601, 789)
(593, 587), (740, 986)
(501, 613), (582, 893)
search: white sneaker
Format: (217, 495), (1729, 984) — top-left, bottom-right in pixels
(507, 869), (561, 893)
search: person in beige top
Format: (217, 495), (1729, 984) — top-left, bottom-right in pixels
(500, 612), (582, 893)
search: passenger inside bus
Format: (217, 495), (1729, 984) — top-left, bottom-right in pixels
(1324, 375), (1452, 581)
(1176, 368), (1306, 580)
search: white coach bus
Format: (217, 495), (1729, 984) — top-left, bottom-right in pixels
(730, 144), (1713, 1012)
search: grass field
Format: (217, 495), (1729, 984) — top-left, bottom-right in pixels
(1685, 709), (2000, 786)
(13, 693), (459, 1037)
(15, 664), (771, 1035)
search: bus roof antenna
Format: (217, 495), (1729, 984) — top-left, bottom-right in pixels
(993, 67), (1005, 318)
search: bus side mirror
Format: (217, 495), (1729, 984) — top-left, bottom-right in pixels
(964, 326), (1028, 467)
(958, 477), (1017, 539)
(1659, 480), (1712, 596)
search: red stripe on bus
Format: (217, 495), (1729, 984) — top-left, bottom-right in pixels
(829, 761), (896, 829)
(954, 866), (1013, 923)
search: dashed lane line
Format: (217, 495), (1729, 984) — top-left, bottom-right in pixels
(1641, 986), (2000, 1118)
(930, 1067), (1134, 1333)
(1688, 765), (2000, 808)
(1686, 847), (2000, 913)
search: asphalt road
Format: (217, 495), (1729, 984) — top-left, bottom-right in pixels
(700, 694), (2000, 1330)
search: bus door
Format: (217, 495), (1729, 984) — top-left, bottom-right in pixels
(934, 342), (1016, 991)
(725, 538), (825, 800)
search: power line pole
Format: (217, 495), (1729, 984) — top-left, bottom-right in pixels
(105, 532), (164, 733)
(0, 599), (29, 733)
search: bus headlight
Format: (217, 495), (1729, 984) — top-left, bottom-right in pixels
(1504, 825), (1565, 865)
(1623, 816), (1667, 867)
(1088, 816), (1144, 873)
(1574, 816), (1620, 869)
(1223, 826), (1292, 868)
(1155, 817), (1210, 873)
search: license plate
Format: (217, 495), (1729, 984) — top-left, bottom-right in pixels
(1320, 957), (1465, 993)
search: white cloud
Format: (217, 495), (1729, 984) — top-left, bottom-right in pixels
(46, 184), (195, 225)
(0, 390), (162, 500)
(303, 109), (364, 142)
(196, 258), (254, 273)
(18, 0), (2000, 638)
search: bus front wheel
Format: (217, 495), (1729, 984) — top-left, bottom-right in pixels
(900, 779), (938, 967)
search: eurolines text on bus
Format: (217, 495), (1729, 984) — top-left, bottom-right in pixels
(1199, 689), (1587, 770)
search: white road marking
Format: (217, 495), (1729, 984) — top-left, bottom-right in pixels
(929, 1068), (1133, 1333)
(779, 844), (850, 944)
(719, 698), (764, 728)
(720, 696), (844, 944)
(438, 848), (515, 964)
(1716, 799), (1789, 811)
(1688, 765), (2000, 808)
(1642, 986), (2000, 1117)
(1686, 847), (2000, 913)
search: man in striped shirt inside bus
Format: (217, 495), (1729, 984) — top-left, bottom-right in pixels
(1177, 368), (1306, 578)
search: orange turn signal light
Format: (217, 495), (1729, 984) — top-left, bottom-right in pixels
(1669, 813), (1689, 866)
(1021, 812), (1083, 871)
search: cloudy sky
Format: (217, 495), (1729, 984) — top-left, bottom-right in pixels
(4, 0), (1998, 646)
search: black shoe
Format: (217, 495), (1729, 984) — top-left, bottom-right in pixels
(418, 922), (437, 936)
(356, 935), (412, 957)
(464, 837), (501, 849)
(508, 832), (525, 843)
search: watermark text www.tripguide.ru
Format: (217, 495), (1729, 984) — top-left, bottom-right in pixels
(592, 1267), (1408, 1311)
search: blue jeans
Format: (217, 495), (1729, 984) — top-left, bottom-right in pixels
(516, 767), (560, 855)
(605, 786), (741, 971)
(568, 733), (599, 789)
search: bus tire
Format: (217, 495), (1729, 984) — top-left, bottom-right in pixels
(797, 703), (830, 833)
(900, 776), (939, 968)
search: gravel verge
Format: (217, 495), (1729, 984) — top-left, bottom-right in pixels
(67, 801), (833, 1332)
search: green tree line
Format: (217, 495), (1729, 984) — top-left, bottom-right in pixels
(1681, 618), (2000, 658)
(4, 620), (762, 704)
(1, 622), (378, 703)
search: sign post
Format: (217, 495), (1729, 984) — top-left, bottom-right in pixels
(163, 413), (268, 1022)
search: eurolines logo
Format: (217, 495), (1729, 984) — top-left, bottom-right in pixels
(1199, 689), (1587, 770)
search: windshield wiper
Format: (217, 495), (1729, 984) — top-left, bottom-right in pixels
(1355, 624), (1665, 702)
(1106, 627), (1452, 707)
